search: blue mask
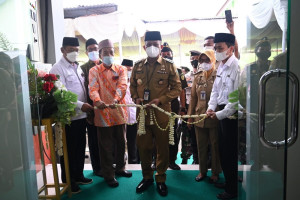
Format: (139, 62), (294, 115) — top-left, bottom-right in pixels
(88, 51), (99, 62)
(102, 56), (114, 66)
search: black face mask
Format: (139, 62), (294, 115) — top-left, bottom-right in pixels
(163, 56), (173, 60)
(191, 60), (198, 68)
(256, 51), (271, 59)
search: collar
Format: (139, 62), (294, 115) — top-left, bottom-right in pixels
(61, 56), (78, 68)
(98, 63), (117, 73)
(219, 54), (235, 70)
(144, 56), (163, 65)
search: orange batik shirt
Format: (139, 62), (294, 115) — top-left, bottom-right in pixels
(89, 63), (128, 127)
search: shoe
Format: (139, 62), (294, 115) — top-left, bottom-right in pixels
(151, 163), (156, 171)
(217, 191), (237, 199)
(181, 158), (188, 164)
(75, 177), (93, 185)
(169, 163), (181, 170)
(106, 178), (119, 187)
(93, 170), (103, 177)
(115, 170), (132, 177)
(136, 179), (154, 193)
(71, 182), (81, 194)
(156, 182), (168, 196)
(195, 174), (207, 182)
(214, 182), (226, 189)
(192, 160), (199, 164)
(208, 175), (219, 184)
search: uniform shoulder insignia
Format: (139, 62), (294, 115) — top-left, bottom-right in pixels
(134, 58), (145, 65)
(193, 70), (203, 76)
(163, 57), (174, 64)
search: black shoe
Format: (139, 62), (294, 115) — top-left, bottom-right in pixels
(195, 174), (207, 182)
(106, 178), (119, 187)
(214, 182), (226, 189)
(75, 177), (93, 185)
(115, 170), (132, 177)
(151, 163), (156, 171)
(169, 163), (181, 170)
(156, 182), (168, 196)
(71, 182), (81, 194)
(217, 191), (237, 199)
(93, 170), (103, 177)
(181, 158), (188, 164)
(192, 160), (199, 164)
(136, 179), (154, 193)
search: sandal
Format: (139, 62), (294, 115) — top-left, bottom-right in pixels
(209, 175), (219, 184)
(195, 173), (207, 182)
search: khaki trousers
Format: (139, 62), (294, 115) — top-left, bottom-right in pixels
(137, 122), (169, 183)
(194, 126), (222, 175)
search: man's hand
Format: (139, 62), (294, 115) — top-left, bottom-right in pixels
(206, 109), (214, 117)
(210, 112), (217, 119)
(226, 21), (235, 34)
(94, 101), (107, 110)
(147, 98), (160, 107)
(81, 103), (94, 113)
(134, 98), (144, 105)
(109, 99), (118, 109)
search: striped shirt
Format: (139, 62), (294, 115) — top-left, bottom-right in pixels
(89, 63), (128, 127)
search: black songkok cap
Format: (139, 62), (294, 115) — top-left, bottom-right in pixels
(190, 50), (201, 56)
(62, 37), (79, 46)
(161, 42), (172, 52)
(144, 31), (162, 41)
(85, 38), (98, 49)
(181, 66), (190, 73)
(214, 33), (235, 44)
(121, 59), (133, 67)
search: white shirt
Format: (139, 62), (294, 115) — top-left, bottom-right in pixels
(185, 71), (196, 105)
(50, 57), (87, 121)
(125, 82), (136, 124)
(207, 54), (240, 120)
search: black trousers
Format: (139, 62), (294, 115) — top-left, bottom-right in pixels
(87, 123), (101, 172)
(186, 103), (198, 163)
(60, 118), (87, 183)
(218, 105), (238, 195)
(126, 123), (139, 164)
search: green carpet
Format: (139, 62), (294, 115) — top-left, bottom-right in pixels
(62, 170), (244, 200)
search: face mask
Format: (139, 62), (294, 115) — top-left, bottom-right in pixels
(127, 71), (132, 79)
(146, 46), (160, 58)
(163, 56), (173, 60)
(199, 63), (212, 71)
(215, 49), (229, 61)
(88, 51), (99, 62)
(204, 46), (214, 51)
(256, 51), (271, 59)
(102, 56), (114, 66)
(66, 51), (78, 63)
(191, 60), (198, 68)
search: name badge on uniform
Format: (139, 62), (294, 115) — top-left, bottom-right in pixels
(144, 89), (150, 101)
(200, 91), (206, 100)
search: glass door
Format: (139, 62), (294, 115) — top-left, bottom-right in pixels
(238, 0), (300, 199)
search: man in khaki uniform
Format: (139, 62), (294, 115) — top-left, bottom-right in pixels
(130, 31), (182, 196)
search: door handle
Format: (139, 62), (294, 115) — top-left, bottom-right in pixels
(259, 69), (299, 149)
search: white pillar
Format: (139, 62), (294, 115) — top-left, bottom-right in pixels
(119, 39), (123, 63)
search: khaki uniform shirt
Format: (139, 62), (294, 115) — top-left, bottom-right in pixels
(81, 60), (101, 105)
(188, 70), (219, 128)
(130, 56), (182, 125)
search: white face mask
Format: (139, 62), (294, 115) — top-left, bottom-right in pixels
(66, 51), (78, 63)
(88, 51), (99, 62)
(215, 49), (229, 61)
(102, 56), (114, 66)
(199, 63), (212, 71)
(204, 46), (214, 51)
(146, 46), (160, 58)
